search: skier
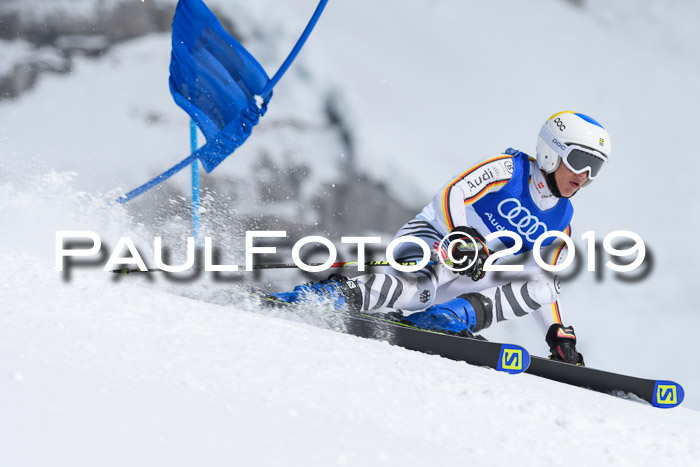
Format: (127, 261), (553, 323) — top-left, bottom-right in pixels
(270, 111), (611, 365)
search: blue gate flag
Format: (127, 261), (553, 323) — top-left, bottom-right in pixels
(169, 0), (270, 173)
(115, 0), (329, 204)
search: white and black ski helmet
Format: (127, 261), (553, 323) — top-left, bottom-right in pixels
(536, 111), (611, 187)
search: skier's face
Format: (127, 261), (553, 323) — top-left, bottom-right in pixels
(554, 163), (588, 198)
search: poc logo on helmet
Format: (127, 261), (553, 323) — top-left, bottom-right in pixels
(552, 138), (566, 151)
(554, 117), (566, 131)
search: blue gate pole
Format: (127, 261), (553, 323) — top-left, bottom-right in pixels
(260, 0), (329, 98)
(190, 119), (201, 248)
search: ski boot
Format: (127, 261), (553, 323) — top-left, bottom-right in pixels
(268, 274), (363, 313)
(402, 293), (493, 336)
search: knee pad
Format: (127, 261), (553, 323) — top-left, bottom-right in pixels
(526, 274), (560, 306)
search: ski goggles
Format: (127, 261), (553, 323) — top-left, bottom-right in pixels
(539, 125), (608, 180)
(560, 145), (607, 179)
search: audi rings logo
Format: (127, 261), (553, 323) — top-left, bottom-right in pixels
(497, 198), (548, 243)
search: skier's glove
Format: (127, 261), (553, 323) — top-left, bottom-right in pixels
(546, 323), (585, 366)
(446, 226), (490, 281)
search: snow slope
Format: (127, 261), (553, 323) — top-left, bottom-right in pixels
(2, 164), (699, 466)
(1, 0), (700, 464)
(1, 181), (700, 467)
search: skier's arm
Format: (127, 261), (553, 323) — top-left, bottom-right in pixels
(432, 155), (514, 233)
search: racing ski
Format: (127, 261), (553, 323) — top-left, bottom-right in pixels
(525, 357), (685, 408)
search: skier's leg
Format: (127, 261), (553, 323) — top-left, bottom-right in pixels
(352, 219), (462, 311)
(268, 219), (454, 312)
(402, 270), (560, 334)
(272, 244), (450, 312)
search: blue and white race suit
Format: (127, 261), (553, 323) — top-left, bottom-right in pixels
(353, 148), (573, 335)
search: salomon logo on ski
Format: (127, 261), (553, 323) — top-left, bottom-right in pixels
(496, 344), (531, 374)
(652, 381), (684, 408)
